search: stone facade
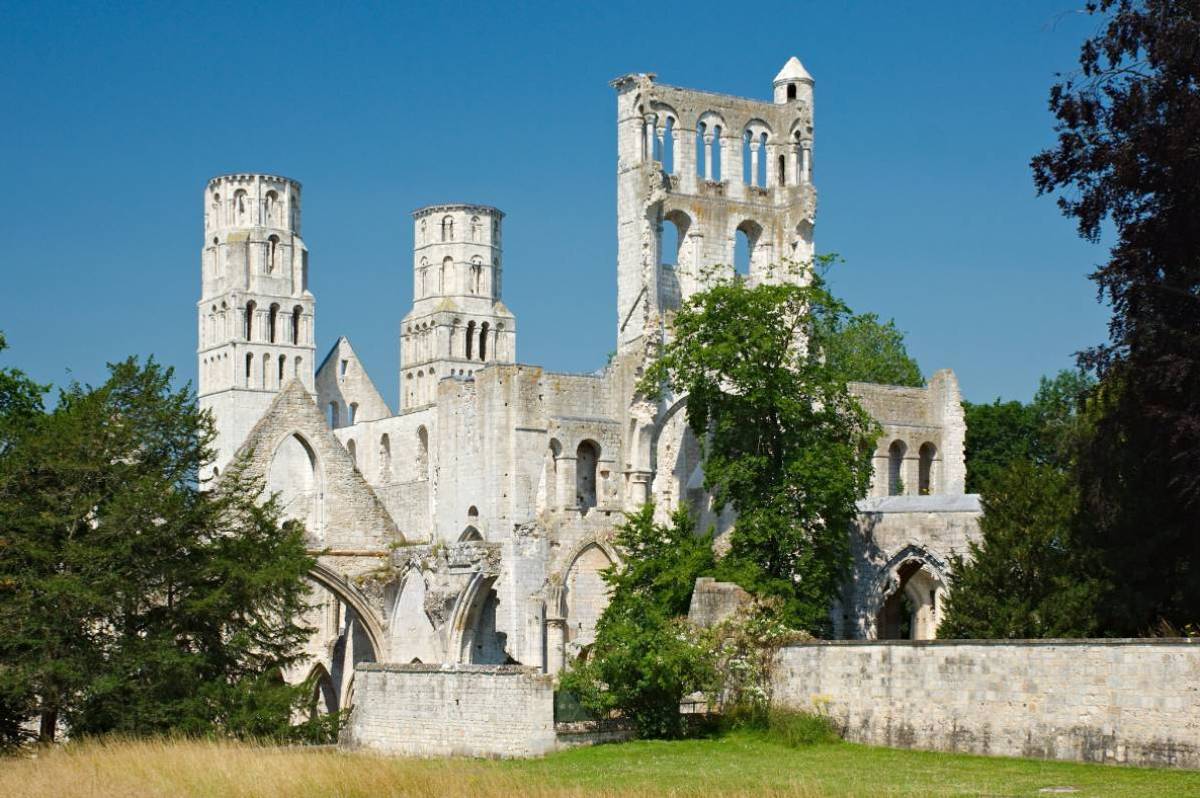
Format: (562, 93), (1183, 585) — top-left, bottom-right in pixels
(196, 58), (982, 733)
(772, 640), (1200, 768)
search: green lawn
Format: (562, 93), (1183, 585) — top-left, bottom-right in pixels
(504, 732), (1200, 797)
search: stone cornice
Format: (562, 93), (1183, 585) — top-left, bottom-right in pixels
(412, 203), (504, 220)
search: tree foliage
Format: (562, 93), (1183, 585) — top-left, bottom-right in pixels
(938, 462), (1102, 639)
(963, 369), (1094, 495)
(560, 504), (715, 739)
(1032, 0), (1200, 633)
(640, 259), (876, 634)
(815, 311), (923, 388)
(0, 356), (316, 744)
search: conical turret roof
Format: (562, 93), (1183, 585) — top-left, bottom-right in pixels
(774, 56), (813, 84)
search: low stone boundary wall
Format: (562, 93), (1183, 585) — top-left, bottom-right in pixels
(772, 639), (1200, 768)
(342, 663), (557, 758)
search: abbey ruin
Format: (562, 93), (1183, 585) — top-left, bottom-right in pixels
(195, 59), (984, 751)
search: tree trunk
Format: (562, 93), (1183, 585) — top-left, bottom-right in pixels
(38, 708), (57, 743)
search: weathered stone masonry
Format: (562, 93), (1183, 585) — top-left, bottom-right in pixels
(772, 639), (1200, 768)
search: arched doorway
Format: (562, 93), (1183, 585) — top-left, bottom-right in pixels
(876, 559), (945, 640)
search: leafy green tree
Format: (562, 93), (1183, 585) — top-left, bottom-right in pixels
(561, 504), (715, 739)
(963, 369), (1093, 495)
(641, 259), (876, 634)
(0, 357), (315, 742)
(815, 311), (923, 388)
(938, 461), (1102, 639)
(0, 333), (46, 456)
(1032, 1), (1200, 633)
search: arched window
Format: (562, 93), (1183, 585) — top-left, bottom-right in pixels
(245, 352), (253, 386)
(470, 256), (482, 294)
(661, 115), (676, 174)
(347, 438), (357, 469)
(349, 402), (358, 425)
(919, 443), (937, 495)
(442, 256), (452, 294)
(267, 235), (280, 273)
(278, 354), (286, 384)
(479, 322), (489, 361)
(268, 304), (279, 343)
(328, 401), (340, 428)
(294, 355), (302, 378)
(419, 218), (426, 243)
(417, 426), (429, 478)
(695, 121), (708, 179)
(379, 434), (391, 480)
(778, 154), (787, 186)
(576, 440), (600, 512)
(264, 190), (279, 225)
(888, 440), (907, 496)
(244, 301), (256, 340)
(291, 306), (302, 344)
(441, 215), (454, 241)
(234, 189), (248, 225)
(470, 215), (481, 242)
(466, 321), (476, 359)
(787, 83), (797, 100)
(262, 353), (270, 389)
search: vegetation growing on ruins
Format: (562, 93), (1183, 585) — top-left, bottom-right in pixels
(560, 505), (715, 738)
(0, 348), (321, 746)
(641, 257), (877, 635)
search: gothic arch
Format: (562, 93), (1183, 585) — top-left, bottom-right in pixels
(863, 544), (950, 640)
(447, 572), (507, 664)
(308, 561), (386, 661)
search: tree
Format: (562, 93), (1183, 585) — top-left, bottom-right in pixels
(938, 462), (1102, 639)
(815, 311), (923, 388)
(560, 504), (715, 739)
(0, 357), (315, 742)
(641, 259), (876, 634)
(963, 369), (1093, 495)
(0, 333), (46, 456)
(1032, 1), (1200, 633)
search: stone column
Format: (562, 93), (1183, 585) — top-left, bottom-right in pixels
(801, 142), (812, 184)
(703, 133), (713, 180)
(545, 585), (567, 675)
(670, 127), (680, 174)
(643, 113), (657, 163)
(749, 139), (761, 187)
(655, 126), (666, 166)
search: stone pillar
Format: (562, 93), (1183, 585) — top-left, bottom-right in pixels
(801, 142), (812, 184)
(655, 126), (666, 165)
(545, 585), (567, 675)
(703, 133), (713, 180)
(556, 455), (577, 511)
(643, 113), (657, 163)
(670, 127), (680, 174)
(749, 139), (761, 187)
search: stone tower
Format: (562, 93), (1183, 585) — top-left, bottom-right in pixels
(399, 204), (516, 409)
(197, 173), (316, 475)
(611, 58), (817, 352)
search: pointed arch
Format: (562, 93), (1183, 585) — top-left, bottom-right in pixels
(309, 561), (385, 660)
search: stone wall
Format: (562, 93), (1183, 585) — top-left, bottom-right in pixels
(343, 663), (557, 758)
(772, 639), (1200, 768)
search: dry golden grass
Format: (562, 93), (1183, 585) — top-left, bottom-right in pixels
(0, 737), (827, 798)
(4, 735), (1200, 798)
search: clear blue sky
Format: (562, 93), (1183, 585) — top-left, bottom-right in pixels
(0, 0), (1109, 406)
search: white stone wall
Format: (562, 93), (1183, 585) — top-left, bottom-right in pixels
(773, 640), (1200, 768)
(343, 664), (558, 758)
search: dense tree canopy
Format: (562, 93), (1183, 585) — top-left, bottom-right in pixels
(641, 259), (876, 634)
(1032, 0), (1200, 633)
(815, 311), (923, 388)
(0, 356), (316, 744)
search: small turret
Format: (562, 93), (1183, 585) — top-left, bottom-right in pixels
(773, 56), (814, 106)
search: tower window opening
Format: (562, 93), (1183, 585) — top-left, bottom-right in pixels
(787, 83), (797, 100)
(778, 154), (786, 186)
(291, 306), (302, 344)
(471, 215), (481, 242)
(441, 215), (454, 241)
(262, 353), (270, 389)
(661, 115), (675, 174)
(267, 235), (280, 273)
(379, 434), (391, 480)
(244, 301), (256, 340)
(340, 359), (348, 378)
(278, 354), (285, 384)
(328, 401), (340, 428)
(234, 189), (248, 225)
(479, 322), (489, 361)
(349, 402), (358, 425)
(294, 356), (302, 377)
(888, 440), (907, 496)
(470, 256), (482, 294)
(759, 132), (769, 188)
(466, 321), (476, 359)
(695, 122), (707, 179)
(268, 303), (279, 343)
(245, 352), (253, 386)
(442, 256), (452, 294)
(734, 229), (751, 277)
(712, 125), (723, 180)
(576, 440), (600, 512)
(265, 190), (279, 225)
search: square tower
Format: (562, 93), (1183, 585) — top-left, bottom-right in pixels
(611, 59), (817, 351)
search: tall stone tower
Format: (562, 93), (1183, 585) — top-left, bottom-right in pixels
(197, 173), (316, 475)
(610, 57), (817, 352)
(399, 204), (516, 409)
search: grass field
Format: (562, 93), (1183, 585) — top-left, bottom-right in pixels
(2, 733), (1198, 797)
